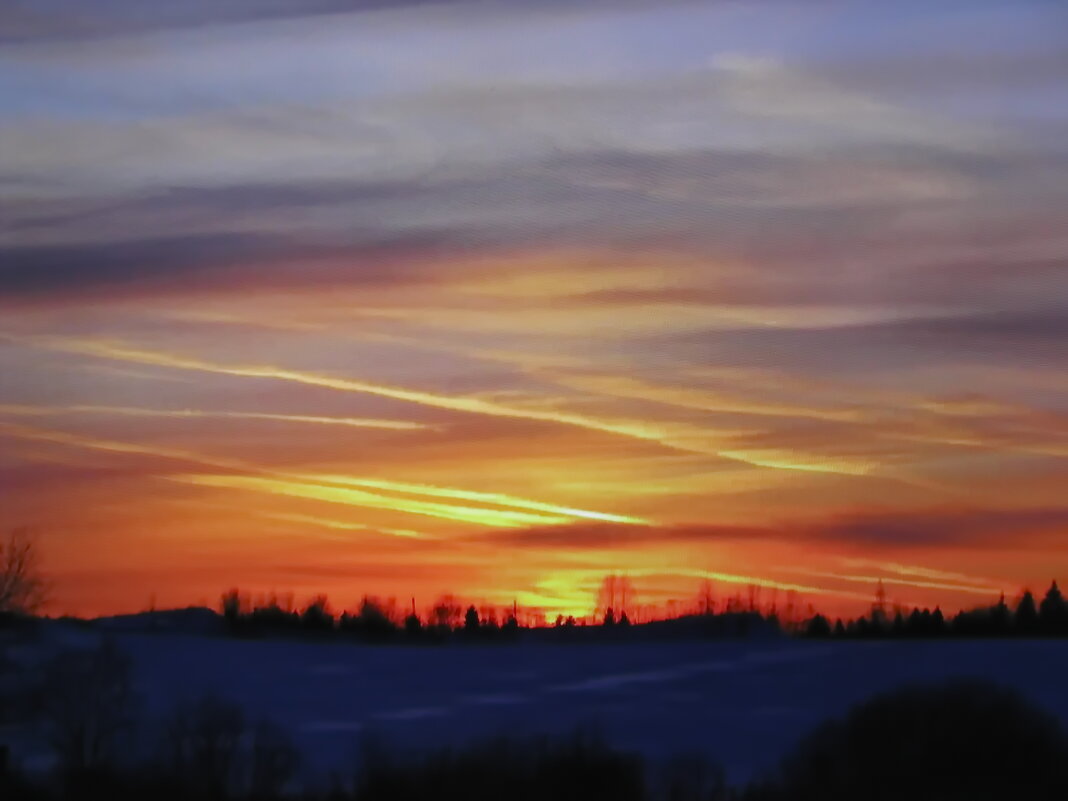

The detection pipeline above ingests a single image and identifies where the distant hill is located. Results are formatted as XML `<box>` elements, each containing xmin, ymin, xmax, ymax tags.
<box><xmin>92</xmin><ymin>606</ymin><xmax>223</xmax><ymax>635</ymax></box>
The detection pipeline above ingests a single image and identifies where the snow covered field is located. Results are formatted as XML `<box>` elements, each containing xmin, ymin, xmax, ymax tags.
<box><xmin>96</xmin><ymin>633</ymin><xmax>1068</xmax><ymax>784</ymax></box>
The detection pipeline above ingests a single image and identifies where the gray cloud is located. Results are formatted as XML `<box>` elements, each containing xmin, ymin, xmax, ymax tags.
<box><xmin>0</xmin><ymin>1</ymin><xmax>465</xmax><ymax>44</ymax></box>
<box><xmin>634</xmin><ymin>304</ymin><xmax>1068</xmax><ymax>376</ymax></box>
<box><xmin>474</xmin><ymin>521</ymin><xmax>771</xmax><ymax>549</ymax></box>
<box><xmin>0</xmin><ymin>228</ymin><xmax>478</xmax><ymax>304</ymax></box>
<box><xmin>4</xmin><ymin>135</ymin><xmax>1066</xmax><ymax>320</ymax></box>
<box><xmin>813</xmin><ymin>45</ymin><xmax>1068</xmax><ymax>97</ymax></box>
<box><xmin>478</xmin><ymin>506</ymin><xmax>1068</xmax><ymax>551</ymax></box>
<box><xmin>0</xmin><ymin>0</ymin><xmax>688</xmax><ymax>44</ymax></box>
<box><xmin>815</xmin><ymin>507</ymin><xmax>1068</xmax><ymax>548</ymax></box>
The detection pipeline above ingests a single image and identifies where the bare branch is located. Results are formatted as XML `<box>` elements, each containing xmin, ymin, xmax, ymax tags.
<box><xmin>0</xmin><ymin>527</ymin><xmax>48</xmax><ymax>616</ymax></box>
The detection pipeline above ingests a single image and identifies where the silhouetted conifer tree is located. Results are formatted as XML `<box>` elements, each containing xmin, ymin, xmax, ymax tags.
<box><xmin>404</xmin><ymin>613</ymin><xmax>422</xmax><ymax>638</ymax></box>
<box><xmin>358</xmin><ymin>597</ymin><xmax>398</xmax><ymax>642</ymax></box>
<box><xmin>892</xmin><ymin>611</ymin><xmax>906</xmax><ymax>637</ymax></box>
<box><xmin>1016</xmin><ymin>590</ymin><xmax>1039</xmax><ymax>635</ymax></box>
<box><xmin>907</xmin><ymin>608</ymin><xmax>923</xmax><ymax>637</ymax></box>
<box><xmin>1040</xmin><ymin>581</ymin><xmax>1067</xmax><ymax>635</ymax></box>
<box><xmin>464</xmin><ymin>605</ymin><xmax>480</xmax><ymax>633</ymax></box>
<box><xmin>806</xmin><ymin>614</ymin><xmax>831</xmax><ymax>638</ymax></box>
<box><xmin>932</xmin><ymin>607</ymin><xmax>945</xmax><ymax>634</ymax></box>
<box><xmin>991</xmin><ymin>593</ymin><xmax>1011</xmax><ymax>635</ymax></box>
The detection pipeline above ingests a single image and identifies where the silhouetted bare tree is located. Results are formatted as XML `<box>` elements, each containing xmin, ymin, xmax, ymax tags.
<box><xmin>697</xmin><ymin>580</ymin><xmax>716</xmax><ymax>616</ymax></box>
<box><xmin>165</xmin><ymin>694</ymin><xmax>245</xmax><ymax>800</ymax></box>
<box><xmin>250</xmin><ymin>718</ymin><xmax>299</xmax><ymax>799</ymax></box>
<box><xmin>598</xmin><ymin>574</ymin><xmax>636</xmax><ymax>621</ymax></box>
<box><xmin>39</xmin><ymin>639</ymin><xmax>138</xmax><ymax>776</ymax></box>
<box><xmin>220</xmin><ymin>588</ymin><xmax>243</xmax><ymax>631</ymax></box>
<box><xmin>0</xmin><ymin>528</ymin><xmax>47</xmax><ymax>617</ymax></box>
<box><xmin>431</xmin><ymin>595</ymin><xmax>462</xmax><ymax>631</ymax></box>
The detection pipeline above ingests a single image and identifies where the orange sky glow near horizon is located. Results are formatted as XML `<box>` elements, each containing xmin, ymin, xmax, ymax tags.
<box><xmin>2</xmin><ymin>1</ymin><xmax>1067</xmax><ymax>621</ymax></box>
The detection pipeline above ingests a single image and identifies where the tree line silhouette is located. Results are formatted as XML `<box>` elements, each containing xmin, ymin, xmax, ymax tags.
<box><xmin>219</xmin><ymin>590</ymin><xmax>524</xmax><ymax>643</ymax></box>
<box><xmin>215</xmin><ymin>583</ymin><xmax>790</xmax><ymax>644</ymax></box>
<box><xmin>802</xmin><ymin>580</ymin><xmax>1068</xmax><ymax>639</ymax></box>
<box><xmin>217</xmin><ymin>579</ymin><xmax>1068</xmax><ymax>646</ymax></box>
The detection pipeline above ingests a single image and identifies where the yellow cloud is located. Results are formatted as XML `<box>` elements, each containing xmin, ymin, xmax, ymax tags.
<box><xmin>306</xmin><ymin>475</ymin><xmax>649</xmax><ymax>525</ymax></box>
<box><xmin>171</xmin><ymin>474</ymin><xmax>573</xmax><ymax>528</ymax></box>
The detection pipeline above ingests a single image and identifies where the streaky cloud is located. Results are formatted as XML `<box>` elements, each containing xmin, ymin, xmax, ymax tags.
<box><xmin>257</xmin><ymin>511</ymin><xmax>425</xmax><ymax>540</ymax></box>
<box><xmin>173</xmin><ymin>474</ymin><xmax>571</xmax><ymax>528</ymax></box>
<box><xmin>778</xmin><ymin>566</ymin><xmax>1002</xmax><ymax>597</ymax></box>
<box><xmin>0</xmin><ymin>421</ymin><xmax>640</xmax><ymax>531</ymax></box>
<box><xmin>0</xmin><ymin>403</ymin><xmax>432</xmax><ymax>431</ymax></box>
<box><xmin>306</xmin><ymin>475</ymin><xmax>648</xmax><ymax>525</ymax></box>
<box><xmin>3</xmin><ymin>332</ymin><xmax>892</xmax><ymax>476</ymax></box>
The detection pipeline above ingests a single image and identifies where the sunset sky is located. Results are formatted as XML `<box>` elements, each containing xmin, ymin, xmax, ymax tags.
<box><xmin>2</xmin><ymin>0</ymin><xmax>1067</xmax><ymax>619</ymax></box>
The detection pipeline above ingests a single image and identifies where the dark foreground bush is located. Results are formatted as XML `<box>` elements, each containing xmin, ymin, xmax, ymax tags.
<box><xmin>355</xmin><ymin>730</ymin><xmax>645</xmax><ymax>801</ymax></box>
<box><xmin>751</xmin><ymin>678</ymin><xmax>1068</xmax><ymax>801</ymax></box>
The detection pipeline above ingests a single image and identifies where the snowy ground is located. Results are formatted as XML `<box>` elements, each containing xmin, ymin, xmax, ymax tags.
<box><xmin>108</xmin><ymin>634</ymin><xmax>1068</xmax><ymax>784</ymax></box>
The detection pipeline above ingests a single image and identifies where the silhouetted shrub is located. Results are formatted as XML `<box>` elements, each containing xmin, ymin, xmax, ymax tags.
<box><xmin>761</xmin><ymin>678</ymin><xmax>1068</xmax><ymax>801</ymax></box>
<box><xmin>302</xmin><ymin>596</ymin><xmax>335</xmax><ymax>633</ymax></box>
